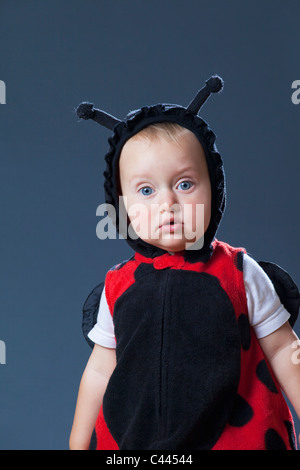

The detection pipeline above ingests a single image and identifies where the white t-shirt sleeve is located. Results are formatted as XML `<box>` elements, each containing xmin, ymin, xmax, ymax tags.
<box><xmin>87</xmin><ymin>286</ymin><xmax>116</xmax><ymax>348</ymax></box>
<box><xmin>243</xmin><ymin>254</ymin><xmax>290</xmax><ymax>338</ymax></box>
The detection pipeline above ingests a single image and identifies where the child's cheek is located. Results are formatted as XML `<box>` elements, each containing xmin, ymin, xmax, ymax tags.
<box><xmin>182</xmin><ymin>203</ymin><xmax>205</xmax><ymax>238</ymax></box>
<box><xmin>127</xmin><ymin>203</ymin><xmax>153</xmax><ymax>241</ymax></box>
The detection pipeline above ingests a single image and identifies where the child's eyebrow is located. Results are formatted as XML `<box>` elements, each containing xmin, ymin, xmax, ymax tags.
<box><xmin>129</xmin><ymin>174</ymin><xmax>152</xmax><ymax>183</ymax></box>
<box><xmin>129</xmin><ymin>167</ymin><xmax>200</xmax><ymax>183</ymax></box>
<box><xmin>171</xmin><ymin>166</ymin><xmax>202</xmax><ymax>178</ymax></box>
<box><xmin>175</xmin><ymin>166</ymin><xmax>199</xmax><ymax>174</ymax></box>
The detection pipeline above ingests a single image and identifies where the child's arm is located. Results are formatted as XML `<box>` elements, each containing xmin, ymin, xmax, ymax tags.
<box><xmin>259</xmin><ymin>321</ymin><xmax>300</xmax><ymax>444</ymax></box>
<box><xmin>69</xmin><ymin>344</ymin><xmax>116</xmax><ymax>450</ymax></box>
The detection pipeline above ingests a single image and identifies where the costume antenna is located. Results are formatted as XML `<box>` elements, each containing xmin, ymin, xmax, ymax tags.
<box><xmin>187</xmin><ymin>75</ymin><xmax>224</xmax><ymax>115</ymax></box>
<box><xmin>76</xmin><ymin>102</ymin><xmax>121</xmax><ymax>130</ymax></box>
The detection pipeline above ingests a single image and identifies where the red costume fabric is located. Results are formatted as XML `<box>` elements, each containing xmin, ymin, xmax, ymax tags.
<box><xmin>94</xmin><ymin>240</ymin><xmax>296</xmax><ymax>450</ymax></box>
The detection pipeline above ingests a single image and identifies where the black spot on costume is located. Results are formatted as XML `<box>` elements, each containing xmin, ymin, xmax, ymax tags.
<box><xmin>78</xmin><ymin>76</ymin><xmax>300</xmax><ymax>450</ymax></box>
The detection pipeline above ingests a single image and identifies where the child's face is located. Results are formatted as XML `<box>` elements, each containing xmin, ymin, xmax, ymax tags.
<box><xmin>119</xmin><ymin>130</ymin><xmax>211</xmax><ymax>252</ymax></box>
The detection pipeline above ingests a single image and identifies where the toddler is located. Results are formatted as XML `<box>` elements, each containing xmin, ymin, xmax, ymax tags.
<box><xmin>70</xmin><ymin>76</ymin><xmax>300</xmax><ymax>450</ymax></box>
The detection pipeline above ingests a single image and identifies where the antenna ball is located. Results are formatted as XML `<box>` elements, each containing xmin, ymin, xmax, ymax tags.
<box><xmin>76</xmin><ymin>102</ymin><xmax>95</xmax><ymax>120</ymax></box>
<box><xmin>206</xmin><ymin>75</ymin><xmax>224</xmax><ymax>93</ymax></box>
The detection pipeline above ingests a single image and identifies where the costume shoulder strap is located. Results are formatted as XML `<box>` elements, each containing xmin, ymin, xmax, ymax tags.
<box><xmin>104</xmin><ymin>256</ymin><xmax>138</xmax><ymax>317</ymax></box>
<box><xmin>81</xmin><ymin>257</ymin><xmax>135</xmax><ymax>347</ymax></box>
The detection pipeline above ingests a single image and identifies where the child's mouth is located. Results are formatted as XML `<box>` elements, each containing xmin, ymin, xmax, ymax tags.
<box><xmin>159</xmin><ymin>220</ymin><xmax>183</xmax><ymax>233</ymax></box>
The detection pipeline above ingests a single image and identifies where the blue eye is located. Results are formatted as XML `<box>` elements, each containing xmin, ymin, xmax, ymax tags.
<box><xmin>178</xmin><ymin>181</ymin><xmax>192</xmax><ymax>191</ymax></box>
<box><xmin>140</xmin><ymin>187</ymin><xmax>153</xmax><ymax>196</ymax></box>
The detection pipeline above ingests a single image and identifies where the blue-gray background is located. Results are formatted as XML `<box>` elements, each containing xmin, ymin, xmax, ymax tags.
<box><xmin>0</xmin><ymin>0</ymin><xmax>299</xmax><ymax>450</ymax></box>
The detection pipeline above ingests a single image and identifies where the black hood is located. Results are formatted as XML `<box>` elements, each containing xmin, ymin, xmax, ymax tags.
<box><xmin>76</xmin><ymin>75</ymin><xmax>226</xmax><ymax>263</ymax></box>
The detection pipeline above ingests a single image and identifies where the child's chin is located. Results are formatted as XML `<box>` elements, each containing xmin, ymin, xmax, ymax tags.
<box><xmin>150</xmin><ymin>238</ymin><xmax>194</xmax><ymax>253</ymax></box>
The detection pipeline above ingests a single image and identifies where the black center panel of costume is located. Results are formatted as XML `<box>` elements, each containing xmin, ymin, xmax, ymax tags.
<box><xmin>102</xmin><ymin>267</ymin><xmax>241</xmax><ymax>450</ymax></box>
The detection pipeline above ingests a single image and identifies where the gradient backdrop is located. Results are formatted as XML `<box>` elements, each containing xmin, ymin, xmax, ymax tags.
<box><xmin>0</xmin><ymin>0</ymin><xmax>299</xmax><ymax>450</ymax></box>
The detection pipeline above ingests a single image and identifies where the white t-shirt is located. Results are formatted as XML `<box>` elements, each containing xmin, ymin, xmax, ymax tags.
<box><xmin>88</xmin><ymin>254</ymin><xmax>290</xmax><ymax>349</ymax></box>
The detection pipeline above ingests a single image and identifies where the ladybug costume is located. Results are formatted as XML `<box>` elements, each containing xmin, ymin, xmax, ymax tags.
<box><xmin>76</xmin><ymin>76</ymin><xmax>300</xmax><ymax>450</ymax></box>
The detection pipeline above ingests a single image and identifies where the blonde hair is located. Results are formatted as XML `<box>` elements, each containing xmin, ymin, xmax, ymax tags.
<box><xmin>129</xmin><ymin>121</ymin><xmax>194</xmax><ymax>146</ymax></box>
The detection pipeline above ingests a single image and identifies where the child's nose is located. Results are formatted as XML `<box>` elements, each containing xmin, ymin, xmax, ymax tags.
<box><xmin>158</xmin><ymin>188</ymin><xmax>179</xmax><ymax>211</ymax></box>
